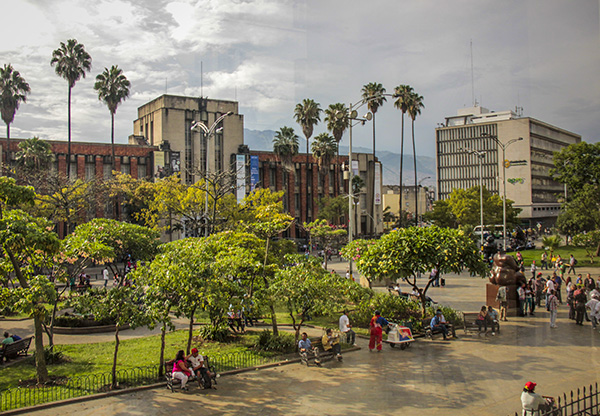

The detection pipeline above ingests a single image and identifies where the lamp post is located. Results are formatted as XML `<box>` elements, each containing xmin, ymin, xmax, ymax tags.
<box><xmin>461</xmin><ymin>148</ymin><xmax>486</xmax><ymax>248</ymax></box>
<box><xmin>191</xmin><ymin>111</ymin><xmax>234</xmax><ymax>236</ymax></box>
<box><xmin>482</xmin><ymin>133</ymin><xmax>523</xmax><ymax>250</ymax></box>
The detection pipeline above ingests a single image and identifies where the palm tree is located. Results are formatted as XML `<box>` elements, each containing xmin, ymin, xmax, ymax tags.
<box><xmin>294</xmin><ymin>99</ymin><xmax>321</xmax><ymax>223</ymax></box>
<box><xmin>361</xmin><ymin>82</ymin><xmax>386</xmax><ymax>234</ymax></box>
<box><xmin>393</xmin><ymin>84</ymin><xmax>414</xmax><ymax>220</ymax></box>
<box><xmin>407</xmin><ymin>91</ymin><xmax>424</xmax><ymax>226</ymax></box>
<box><xmin>324</xmin><ymin>103</ymin><xmax>349</xmax><ymax>196</ymax></box>
<box><xmin>0</xmin><ymin>64</ymin><xmax>31</xmax><ymax>168</ymax></box>
<box><xmin>94</xmin><ymin>65</ymin><xmax>131</xmax><ymax>172</ymax></box>
<box><xmin>311</xmin><ymin>132</ymin><xmax>336</xmax><ymax>173</ymax></box>
<box><xmin>51</xmin><ymin>39</ymin><xmax>92</xmax><ymax>179</ymax></box>
<box><xmin>272</xmin><ymin>126</ymin><xmax>299</xmax><ymax>170</ymax></box>
<box><xmin>361</xmin><ymin>82</ymin><xmax>386</xmax><ymax>158</ymax></box>
<box><xmin>15</xmin><ymin>137</ymin><xmax>52</xmax><ymax>171</ymax></box>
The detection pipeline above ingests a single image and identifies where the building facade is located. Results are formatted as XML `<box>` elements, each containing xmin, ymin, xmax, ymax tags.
<box><xmin>131</xmin><ymin>94</ymin><xmax>244</xmax><ymax>185</ymax></box>
<box><xmin>382</xmin><ymin>184</ymin><xmax>433</xmax><ymax>224</ymax></box>
<box><xmin>436</xmin><ymin>106</ymin><xmax>580</xmax><ymax>227</ymax></box>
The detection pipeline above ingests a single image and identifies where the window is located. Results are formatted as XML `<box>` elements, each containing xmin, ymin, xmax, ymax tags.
<box><xmin>270</xmin><ymin>168</ymin><xmax>277</xmax><ymax>188</ymax></box>
<box><xmin>121</xmin><ymin>163</ymin><xmax>130</xmax><ymax>175</ymax></box>
<box><xmin>295</xmin><ymin>168</ymin><xmax>301</xmax><ymax>186</ymax></box>
<box><xmin>85</xmin><ymin>161</ymin><xmax>95</xmax><ymax>181</ymax></box>
<box><xmin>103</xmin><ymin>163</ymin><xmax>112</xmax><ymax>179</ymax></box>
<box><xmin>138</xmin><ymin>164</ymin><xmax>146</xmax><ymax>179</ymax></box>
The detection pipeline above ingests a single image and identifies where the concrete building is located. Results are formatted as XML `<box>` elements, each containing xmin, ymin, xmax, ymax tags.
<box><xmin>382</xmin><ymin>184</ymin><xmax>433</xmax><ymax>225</ymax></box>
<box><xmin>247</xmin><ymin>150</ymin><xmax>384</xmax><ymax>239</ymax></box>
<box><xmin>131</xmin><ymin>94</ymin><xmax>244</xmax><ymax>185</ymax></box>
<box><xmin>435</xmin><ymin>106</ymin><xmax>580</xmax><ymax>227</ymax></box>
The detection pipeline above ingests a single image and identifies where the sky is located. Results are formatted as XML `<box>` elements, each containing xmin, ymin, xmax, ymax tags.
<box><xmin>1</xmin><ymin>0</ymin><xmax>599</xmax><ymax>158</ymax></box>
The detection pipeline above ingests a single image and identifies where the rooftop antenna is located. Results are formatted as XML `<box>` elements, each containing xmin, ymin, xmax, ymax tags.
<box><xmin>515</xmin><ymin>93</ymin><xmax>523</xmax><ymax>117</ymax></box>
<box><xmin>201</xmin><ymin>61</ymin><xmax>203</xmax><ymax>97</ymax></box>
<box><xmin>470</xmin><ymin>39</ymin><xmax>476</xmax><ymax>107</ymax></box>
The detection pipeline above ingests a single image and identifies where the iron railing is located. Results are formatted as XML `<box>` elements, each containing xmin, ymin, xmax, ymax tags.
<box><xmin>513</xmin><ymin>383</ymin><xmax>599</xmax><ymax>416</ymax></box>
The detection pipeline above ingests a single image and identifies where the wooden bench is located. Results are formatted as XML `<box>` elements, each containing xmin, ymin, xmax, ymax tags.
<box><xmin>300</xmin><ymin>334</ymin><xmax>342</xmax><ymax>366</ymax></box>
<box><xmin>0</xmin><ymin>337</ymin><xmax>33</xmax><ymax>363</ymax></box>
<box><xmin>422</xmin><ymin>318</ymin><xmax>456</xmax><ymax>340</ymax></box>
<box><xmin>463</xmin><ymin>312</ymin><xmax>500</xmax><ymax>335</ymax></box>
<box><xmin>165</xmin><ymin>356</ymin><xmax>218</xmax><ymax>392</ymax></box>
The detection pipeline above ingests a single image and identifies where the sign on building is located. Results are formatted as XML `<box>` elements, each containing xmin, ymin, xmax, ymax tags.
<box><xmin>250</xmin><ymin>155</ymin><xmax>259</xmax><ymax>191</ymax></box>
<box><xmin>374</xmin><ymin>162</ymin><xmax>382</xmax><ymax>205</ymax></box>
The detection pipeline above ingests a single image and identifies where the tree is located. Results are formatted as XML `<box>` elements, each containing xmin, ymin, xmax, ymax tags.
<box><xmin>272</xmin><ymin>126</ymin><xmax>299</xmax><ymax>170</ymax></box>
<box><xmin>15</xmin><ymin>137</ymin><xmax>52</xmax><ymax>171</ymax></box>
<box><xmin>238</xmin><ymin>188</ymin><xmax>293</xmax><ymax>335</ymax></box>
<box><xmin>572</xmin><ymin>231</ymin><xmax>600</xmax><ymax>262</ymax></box>
<box><xmin>302</xmin><ymin>219</ymin><xmax>347</xmax><ymax>269</ymax></box>
<box><xmin>74</xmin><ymin>287</ymin><xmax>150</xmax><ymax>389</ymax></box>
<box><xmin>94</xmin><ymin>65</ymin><xmax>130</xmax><ymax>173</ymax></box>
<box><xmin>317</xmin><ymin>195</ymin><xmax>347</xmax><ymax>225</ymax></box>
<box><xmin>51</xmin><ymin>39</ymin><xmax>92</xmax><ymax>178</ymax></box>
<box><xmin>0</xmin><ymin>64</ymin><xmax>31</xmax><ymax>169</ymax></box>
<box><xmin>64</xmin><ymin>218</ymin><xmax>160</xmax><ymax>285</ymax></box>
<box><xmin>269</xmin><ymin>255</ymin><xmax>355</xmax><ymax>343</ymax></box>
<box><xmin>324</xmin><ymin>103</ymin><xmax>349</xmax><ymax>196</ymax></box>
<box><xmin>393</xmin><ymin>84</ymin><xmax>414</xmax><ymax>218</ymax></box>
<box><xmin>341</xmin><ymin>225</ymin><xmax>487</xmax><ymax>314</ymax></box>
<box><xmin>361</xmin><ymin>82</ymin><xmax>387</xmax><ymax>158</ymax></box>
<box><xmin>423</xmin><ymin>199</ymin><xmax>457</xmax><ymax>228</ymax></box>
<box><xmin>407</xmin><ymin>91</ymin><xmax>424</xmax><ymax>226</ymax></box>
<box><xmin>311</xmin><ymin>132</ymin><xmax>336</xmax><ymax>173</ymax></box>
<box><xmin>0</xmin><ymin>177</ymin><xmax>59</xmax><ymax>383</ymax></box>
<box><xmin>294</xmin><ymin>99</ymin><xmax>321</xmax><ymax>223</ymax></box>
<box><xmin>541</xmin><ymin>235</ymin><xmax>562</xmax><ymax>258</ymax></box>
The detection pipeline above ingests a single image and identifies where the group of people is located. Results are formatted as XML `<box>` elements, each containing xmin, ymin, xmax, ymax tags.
<box><xmin>476</xmin><ymin>306</ymin><xmax>500</xmax><ymax>335</ymax></box>
<box><xmin>171</xmin><ymin>348</ymin><xmax>216</xmax><ymax>391</ymax></box>
<box><xmin>1</xmin><ymin>332</ymin><xmax>22</xmax><ymax>362</ymax></box>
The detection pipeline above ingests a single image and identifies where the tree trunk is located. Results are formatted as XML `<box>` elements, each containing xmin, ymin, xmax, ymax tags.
<box><xmin>399</xmin><ymin>113</ymin><xmax>405</xmax><ymax>219</ymax></box>
<box><xmin>186</xmin><ymin>306</ymin><xmax>196</xmax><ymax>355</ymax></box>
<box><xmin>159</xmin><ymin>322</ymin><xmax>166</xmax><ymax>377</ymax></box>
<box><xmin>67</xmin><ymin>85</ymin><xmax>72</xmax><ymax>179</ymax></box>
<box><xmin>596</xmin><ymin>241</ymin><xmax>600</xmax><ymax>257</ymax></box>
<box><xmin>262</xmin><ymin>237</ymin><xmax>278</xmax><ymax>336</ymax></box>
<box><xmin>371</xmin><ymin>113</ymin><xmax>376</xmax><ymax>235</ymax></box>
<box><xmin>111</xmin><ymin>112</ymin><xmax>119</xmax><ymax>220</ymax></box>
<box><xmin>306</xmin><ymin>135</ymin><xmax>310</xmax><ymax>227</ymax></box>
<box><xmin>112</xmin><ymin>324</ymin><xmax>120</xmax><ymax>389</ymax></box>
<box><xmin>269</xmin><ymin>303</ymin><xmax>279</xmax><ymax>336</ymax></box>
<box><xmin>33</xmin><ymin>312</ymin><xmax>49</xmax><ymax>384</ymax></box>
<box><xmin>5</xmin><ymin>122</ymin><xmax>10</xmax><ymax>173</ymax></box>
<box><xmin>412</xmin><ymin>118</ymin><xmax>418</xmax><ymax>227</ymax></box>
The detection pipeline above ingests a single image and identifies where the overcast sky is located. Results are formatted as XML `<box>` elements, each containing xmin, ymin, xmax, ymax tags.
<box><xmin>1</xmin><ymin>0</ymin><xmax>598</xmax><ymax>157</ymax></box>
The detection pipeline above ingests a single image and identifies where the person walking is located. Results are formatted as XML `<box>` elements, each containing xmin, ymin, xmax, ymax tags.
<box><xmin>339</xmin><ymin>310</ymin><xmax>356</xmax><ymax>346</ymax></box>
<box><xmin>368</xmin><ymin>311</ymin><xmax>388</xmax><ymax>352</ymax></box>
<box><xmin>573</xmin><ymin>286</ymin><xmax>587</xmax><ymax>326</ymax></box>
<box><xmin>530</xmin><ymin>261</ymin><xmax>537</xmax><ymax>280</ymax></box>
<box><xmin>540</xmin><ymin>251</ymin><xmax>548</xmax><ymax>270</ymax></box>
<box><xmin>102</xmin><ymin>266</ymin><xmax>110</xmax><ymax>288</ymax></box>
<box><xmin>548</xmin><ymin>290</ymin><xmax>559</xmax><ymax>328</ymax></box>
<box><xmin>568</xmin><ymin>254</ymin><xmax>577</xmax><ymax>275</ymax></box>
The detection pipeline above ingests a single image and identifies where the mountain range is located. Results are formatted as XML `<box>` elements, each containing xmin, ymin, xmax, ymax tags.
<box><xmin>244</xmin><ymin>128</ymin><xmax>436</xmax><ymax>187</ymax></box>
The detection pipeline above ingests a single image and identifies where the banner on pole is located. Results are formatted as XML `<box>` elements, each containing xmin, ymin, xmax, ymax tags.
<box><xmin>374</xmin><ymin>162</ymin><xmax>382</xmax><ymax>205</ymax></box>
<box><xmin>236</xmin><ymin>154</ymin><xmax>246</xmax><ymax>203</ymax></box>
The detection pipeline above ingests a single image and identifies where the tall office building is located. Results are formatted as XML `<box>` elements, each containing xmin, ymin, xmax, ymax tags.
<box><xmin>435</xmin><ymin>106</ymin><xmax>580</xmax><ymax>227</ymax></box>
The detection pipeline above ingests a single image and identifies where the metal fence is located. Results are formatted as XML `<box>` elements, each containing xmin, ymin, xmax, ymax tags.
<box><xmin>0</xmin><ymin>349</ymin><xmax>291</xmax><ymax>412</ymax></box>
<box><xmin>514</xmin><ymin>383</ymin><xmax>599</xmax><ymax>416</ymax></box>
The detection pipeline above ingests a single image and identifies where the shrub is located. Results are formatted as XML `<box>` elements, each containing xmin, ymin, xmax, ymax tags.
<box><xmin>53</xmin><ymin>315</ymin><xmax>115</xmax><ymax>327</ymax></box>
<box><xmin>351</xmin><ymin>293</ymin><xmax>422</xmax><ymax>329</ymax></box>
<box><xmin>197</xmin><ymin>324</ymin><xmax>231</xmax><ymax>342</ymax></box>
<box><xmin>253</xmin><ymin>330</ymin><xmax>295</xmax><ymax>353</ymax></box>
<box><xmin>32</xmin><ymin>347</ymin><xmax>67</xmax><ymax>365</ymax></box>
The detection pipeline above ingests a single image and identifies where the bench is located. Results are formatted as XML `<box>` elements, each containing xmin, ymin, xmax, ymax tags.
<box><xmin>0</xmin><ymin>337</ymin><xmax>33</xmax><ymax>363</ymax></box>
<box><xmin>165</xmin><ymin>356</ymin><xmax>218</xmax><ymax>392</ymax></box>
<box><xmin>300</xmin><ymin>334</ymin><xmax>342</xmax><ymax>366</ymax></box>
<box><xmin>463</xmin><ymin>312</ymin><xmax>500</xmax><ymax>335</ymax></box>
<box><xmin>422</xmin><ymin>318</ymin><xmax>456</xmax><ymax>340</ymax></box>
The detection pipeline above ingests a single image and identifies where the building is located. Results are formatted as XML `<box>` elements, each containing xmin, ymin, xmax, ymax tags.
<box><xmin>247</xmin><ymin>151</ymin><xmax>383</xmax><ymax>239</ymax></box>
<box><xmin>382</xmin><ymin>184</ymin><xmax>433</xmax><ymax>225</ymax></box>
<box><xmin>435</xmin><ymin>106</ymin><xmax>581</xmax><ymax>227</ymax></box>
<box><xmin>131</xmin><ymin>94</ymin><xmax>244</xmax><ymax>185</ymax></box>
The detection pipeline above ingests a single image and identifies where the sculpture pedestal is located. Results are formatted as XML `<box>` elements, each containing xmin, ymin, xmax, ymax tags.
<box><xmin>486</xmin><ymin>284</ymin><xmax>519</xmax><ymax>317</ymax></box>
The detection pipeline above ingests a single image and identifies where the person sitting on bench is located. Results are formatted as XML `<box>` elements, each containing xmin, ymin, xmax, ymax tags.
<box><xmin>172</xmin><ymin>350</ymin><xmax>192</xmax><ymax>391</ymax></box>
<box><xmin>430</xmin><ymin>310</ymin><xmax>452</xmax><ymax>340</ymax></box>
<box><xmin>298</xmin><ymin>332</ymin><xmax>320</xmax><ymax>365</ymax></box>
<box><xmin>1</xmin><ymin>332</ymin><xmax>14</xmax><ymax>347</ymax></box>
<box><xmin>187</xmin><ymin>348</ymin><xmax>215</xmax><ymax>390</ymax></box>
<box><xmin>321</xmin><ymin>328</ymin><xmax>342</xmax><ymax>361</ymax></box>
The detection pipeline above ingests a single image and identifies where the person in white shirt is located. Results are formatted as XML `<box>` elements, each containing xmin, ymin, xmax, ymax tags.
<box><xmin>339</xmin><ymin>310</ymin><xmax>356</xmax><ymax>346</ymax></box>
<box><xmin>187</xmin><ymin>348</ymin><xmax>215</xmax><ymax>389</ymax></box>
<box><xmin>586</xmin><ymin>297</ymin><xmax>600</xmax><ymax>329</ymax></box>
<box><xmin>545</xmin><ymin>278</ymin><xmax>555</xmax><ymax>310</ymax></box>
<box><xmin>102</xmin><ymin>267</ymin><xmax>110</xmax><ymax>288</ymax></box>
<box><xmin>521</xmin><ymin>381</ymin><xmax>551</xmax><ymax>415</ymax></box>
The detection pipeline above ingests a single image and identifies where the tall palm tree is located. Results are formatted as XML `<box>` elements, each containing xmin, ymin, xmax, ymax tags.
<box><xmin>94</xmin><ymin>65</ymin><xmax>131</xmax><ymax>172</ymax></box>
<box><xmin>408</xmin><ymin>91</ymin><xmax>424</xmax><ymax>226</ymax></box>
<box><xmin>51</xmin><ymin>39</ymin><xmax>92</xmax><ymax>179</ymax></box>
<box><xmin>0</xmin><ymin>64</ymin><xmax>31</xmax><ymax>168</ymax></box>
<box><xmin>15</xmin><ymin>137</ymin><xmax>52</xmax><ymax>171</ymax></box>
<box><xmin>272</xmin><ymin>126</ymin><xmax>299</xmax><ymax>170</ymax></box>
<box><xmin>393</xmin><ymin>84</ymin><xmax>414</xmax><ymax>220</ymax></box>
<box><xmin>324</xmin><ymin>103</ymin><xmax>349</xmax><ymax>196</ymax></box>
<box><xmin>361</xmin><ymin>82</ymin><xmax>386</xmax><ymax>235</ymax></box>
<box><xmin>294</xmin><ymin>99</ymin><xmax>321</xmax><ymax>223</ymax></box>
<box><xmin>311</xmin><ymin>132</ymin><xmax>336</xmax><ymax>172</ymax></box>
<box><xmin>361</xmin><ymin>82</ymin><xmax>386</xmax><ymax>158</ymax></box>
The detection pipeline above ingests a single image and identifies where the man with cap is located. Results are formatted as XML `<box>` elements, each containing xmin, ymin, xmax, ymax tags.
<box><xmin>369</xmin><ymin>311</ymin><xmax>388</xmax><ymax>351</ymax></box>
<box><xmin>521</xmin><ymin>381</ymin><xmax>552</xmax><ymax>415</ymax></box>
<box><xmin>187</xmin><ymin>348</ymin><xmax>215</xmax><ymax>389</ymax></box>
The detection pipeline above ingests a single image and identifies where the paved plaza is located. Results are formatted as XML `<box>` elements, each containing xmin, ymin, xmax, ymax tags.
<box><xmin>7</xmin><ymin>263</ymin><xmax>597</xmax><ymax>416</ymax></box>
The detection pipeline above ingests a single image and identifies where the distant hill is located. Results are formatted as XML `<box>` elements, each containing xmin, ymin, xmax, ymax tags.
<box><xmin>244</xmin><ymin>128</ymin><xmax>436</xmax><ymax>187</ymax></box>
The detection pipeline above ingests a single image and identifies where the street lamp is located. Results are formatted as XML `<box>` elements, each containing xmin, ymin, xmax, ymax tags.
<box><xmin>482</xmin><ymin>132</ymin><xmax>523</xmax><ymax>250</ymax></box>
<box><xmin>460</xmin><ymin>147</ymin><xmax>486</xmax><ymax>249</ymax></box>
<box><xmin>191</xmin><ymin>111</ymin><xmax>234</xmax><ymax>236</ymax></box>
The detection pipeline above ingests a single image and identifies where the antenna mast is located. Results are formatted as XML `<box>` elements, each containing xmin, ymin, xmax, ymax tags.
<box><xmin>201</xmin><ymin>61</ymin><xmax>203</xmax><ymax>97</ymax></box>
<box><xmin>470</xmin><ymin>40</ymin><xmax>475</xmax><ymax>107</ymax></box>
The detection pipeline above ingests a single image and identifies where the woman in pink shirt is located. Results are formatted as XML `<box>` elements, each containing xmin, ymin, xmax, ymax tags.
<box><xmin>172</xmin><ymin>350</ymin><xmax>192</xmax><ymax>391</ymax></box>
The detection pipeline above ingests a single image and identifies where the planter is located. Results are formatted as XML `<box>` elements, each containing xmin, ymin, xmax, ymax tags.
<box><xmin>52</xmin><ymin>323</ymin><xmax>130</xmax><ymax>335</ymax></box>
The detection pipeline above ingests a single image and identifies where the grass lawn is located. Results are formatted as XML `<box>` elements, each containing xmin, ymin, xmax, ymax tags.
<box><xmin>0</xmin><ymin>329</ymin><xmax>264</xmax><ymax>391</ymax></box>
<box><xmin>514</xmin><ymin>246</ymin><xmax>599</xmax><ymax>268</ymax></box>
